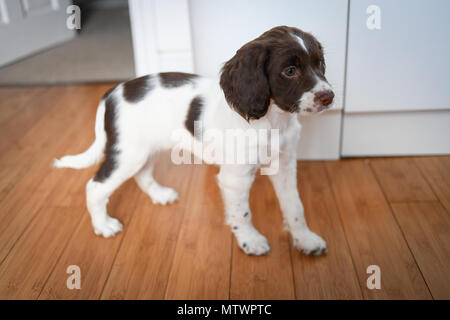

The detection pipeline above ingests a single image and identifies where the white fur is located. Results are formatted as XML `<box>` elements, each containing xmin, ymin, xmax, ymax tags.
<box><xmin>293</xmin><ymin>34</ymin><xmax>308</xmax><ymax>53</ymax></box>
<box><xmin>298</xmin><ymin>75</ymin><xmax>334</xmax><ymax>115</ymax></box>
<box><xmin>53</xmin><ymin>100</ymin><xmax>106</xmax><ymax>169</ymax></box>
<box><xmin>54</xmin><ymin>73</ymin><xmax>328</xmax><ymax>256</ymax></box>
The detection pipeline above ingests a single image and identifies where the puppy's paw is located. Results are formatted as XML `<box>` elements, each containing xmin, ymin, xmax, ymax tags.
<box><xmin>93</xmin><ymin>216</ymin><xmax>123</xmax><ymax>238</ymax></box>
<box><xmin>149</xmin><ymin>186</ymin><xmax>179</xmax><ymax>205</ymax></box>
<box><xmin>293</xmin><ymin>231</ymin><xmax>327</xmax><ymax>256</ymax></box>
<box><xmin>235</xmin><ymin>227</ymin><xmax>270</xmax><ymax>256</ymax></box>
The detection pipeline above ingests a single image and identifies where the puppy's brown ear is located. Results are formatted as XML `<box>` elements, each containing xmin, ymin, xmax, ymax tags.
<box><xmin>220</xmin><ymin>42</ymin><xmax>270</xmax><ymax>121</ymax></box>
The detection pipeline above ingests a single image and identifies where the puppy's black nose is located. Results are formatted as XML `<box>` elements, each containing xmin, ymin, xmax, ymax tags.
<box><xmin>314</xmin><ymin>90</ymin><xmax>334</xmax><ymax>106</ymax></box>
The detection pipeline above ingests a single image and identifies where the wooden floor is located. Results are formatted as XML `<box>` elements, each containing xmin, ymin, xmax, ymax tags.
<box><xmin>0</xmin><ymin>84</ymin><xmax>449</xmax><ymax>300</ymax></box>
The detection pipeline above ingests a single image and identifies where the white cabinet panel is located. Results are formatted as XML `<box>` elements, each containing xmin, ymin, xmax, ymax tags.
<box><xmin>346</xmin><ymin>0</ymin><xmax>450</xmax><ymax>112</ymax></box>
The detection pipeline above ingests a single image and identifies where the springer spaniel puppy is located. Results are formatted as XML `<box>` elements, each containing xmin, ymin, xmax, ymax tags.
<box><xmin>54</xmin><ymin>26</ymin><xmax>334</xmax><ymax>256</ymax></box>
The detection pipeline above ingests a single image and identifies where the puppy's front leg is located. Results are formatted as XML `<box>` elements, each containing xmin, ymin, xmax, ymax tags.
<box><xmin>217</xmin><ymin>164</ymin><xmax>270</xmax><ymax>256</ymax></box>
<box><xmin>269</xmin><ymin>154</ymin><xmax>327</xmax><ymax>256</ymax></box>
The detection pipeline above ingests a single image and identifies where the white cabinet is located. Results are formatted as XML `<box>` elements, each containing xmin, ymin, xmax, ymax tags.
<box><xmin>342</xmin><ymin>0</ymin><xmax>450</xmax><ymax>156</ymax></box>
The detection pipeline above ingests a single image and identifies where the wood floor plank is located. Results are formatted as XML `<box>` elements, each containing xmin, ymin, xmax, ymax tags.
<box><xmin>39</xmin><ymin>179</ymin><xmax>141</xmax><ymax>300</ymax></box>
<box><xmin>0</xmin><ymin>87</ymin><xmax>74</xmax><ymax>157</ymax></box>
<box><xmin>0</xmin><ymin>164</ymin><xmax>31</xmax><ymax>201</ymax></box>
<box><xmin>229</xmin><ymin>173</ymin><xmax>295</xmax><ymax>300</ymax></box>
<box><xmin>0</xmin><ymin>206</ymin><xmax>83</xmax><ymax>299</ymax></box>
<box><xmin>0</xmin><ymin>84</ymin><xmax>115</xmax><ymax>299</ymax></box>
<box><xmin>291</xmin><ymin>162</ymin><xmax>362</xmax><ymax>299</ymax></box>
<box><xmin>0</xmin><ymin>164</ymin><xmax>94</xmax><ymax>299</ymax></box>
<box><xmin>164</xmin><ymin>165</ymin><xmax>232</xmax><ymax>299</ymax></box>
<box><xmin>0</xmin><ymin>87</ymin><xmax>29</xmax><ymax>110</ymax></box>
<box><xmin>0</xmin><ymin>128</ymin><xmax>93</xmax><ymax>264</ymax></box>
<box><xmin>325</xmin><ymin>159</ymin><xmax>431</xmax><ymax>299</ymax></box>
<box><xmin>370</xmin><ymin>158</ymin><xmax>436</xmax><ymax>202</ymax></box>
<box><xmin>0</xmin><ymin>85</ymin><xmax>107</xmax><ymax>166</ymax></box>
<box><xmin>391</xmin><ymin>201</ymin><xmax>450</xmax><ymax>300</ymax></box>
<box><xmin>415</xmin><ymin>157</ymin><xmax>450</xmax><ymax>213</ymax></box>
<box><xmin>0</xmin><ymin>107</ymin><xmax>97</xmax><ymax>298</ymax></box>
<box><xmin>100</xmin><ymin>157</ymin><xmax>196</xmax><ymax>300</ymax></box>
<box><xmin>0</xmin><ymin>85</ymin><xmax>105</xmax><ymax>263</ymax></box>
<box><xmin>0</xmin><ymin>87</ymin><xmax>44</xmax><ymax>129</ymax></box>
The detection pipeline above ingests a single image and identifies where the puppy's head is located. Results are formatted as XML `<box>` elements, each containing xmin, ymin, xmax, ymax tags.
<box><xmin>220</xmin><ymin>26</ymin><xmax>334</xmax><ymax>120</ymax></box>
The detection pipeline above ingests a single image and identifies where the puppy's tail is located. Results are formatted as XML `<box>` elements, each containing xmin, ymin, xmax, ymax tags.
<box><xmin>53</xmin><ymin>100</ymin><xmax>107</xmax><ymax>169</ymax></box>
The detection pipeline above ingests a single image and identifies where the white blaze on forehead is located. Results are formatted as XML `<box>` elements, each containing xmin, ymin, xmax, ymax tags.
<box><xmin>312</xmin><ymin>75</ymin><xmax>332</xmax><ymax>93</ymax></box>
<box><xmin>292</xmin><ymin>33</ymin><xmax>308</xmax><ymax>54</ymax></box>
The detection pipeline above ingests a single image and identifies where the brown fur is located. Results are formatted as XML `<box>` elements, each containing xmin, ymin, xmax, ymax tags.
<box><xmin>123</xmin><ymin>75</ymin><xmax>154</xmax><ymax>103</ymax></box>
<box><xmin>185</xmin><ymin>95</ymin><xmax>204</xmax><ymax>138</ymax></box>
<box><xmin>220</xmin><ymin>26</ymin><xmax>328</xmax><ymax>120</ymax></box>
<box><xmin>94</xmin><ymin>93</ymin><xmax>119</xmax><ymax>182</ymax></box>
<box><xmin>159</xmin><ymin>72</ymin><xmax>198</xmax><ymax>88</ymax></box>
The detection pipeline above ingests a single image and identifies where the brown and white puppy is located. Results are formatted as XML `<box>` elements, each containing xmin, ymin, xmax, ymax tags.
<box><xmin>54</xmin><ymin>26</ymin><xmax>334</xmax><ymax>256</ymax></box>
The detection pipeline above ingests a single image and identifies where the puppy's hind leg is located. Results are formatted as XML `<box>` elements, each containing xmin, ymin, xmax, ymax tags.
<box><xmin>134</xmin><ymin>157</ymin><xmax>179</xmax><ymax>205</ymax></box>
<box><xmin>86</xmin><ymin>153</ymin><xmax>148</xmax><ymax>238</ymax></box>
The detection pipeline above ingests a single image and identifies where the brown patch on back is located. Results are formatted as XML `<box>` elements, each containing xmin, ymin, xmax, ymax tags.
<box><xmin>159</xmin><ymin>72</ymin><xmax>198</xmax><ymax>88</ymax></box>
<box><xmin>123</xmin><ymin>75</ymin><xmax>154</xmax><ymax>103</ymax></box>
<box><xmin>94</xmin><ymin>94</ymin><xmax>119</xmax><ymax>182</ymax></box>
<box><xmin>185</xmin><ymin>95</ymin><xmax>204</xmax><ymax>138</ymax></box>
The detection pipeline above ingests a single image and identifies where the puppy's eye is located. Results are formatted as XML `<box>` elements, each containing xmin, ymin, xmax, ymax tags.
<box><xmin>282</xmin><ymin>66</ymin><xmax>298</xmax><ymax>78</ymax></box>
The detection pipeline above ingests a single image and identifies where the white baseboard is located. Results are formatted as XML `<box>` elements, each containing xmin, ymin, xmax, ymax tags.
<box><xmin>342</xmin><ymin>110</ymin><xmax>450</xmax><ymax>156</ymax></box>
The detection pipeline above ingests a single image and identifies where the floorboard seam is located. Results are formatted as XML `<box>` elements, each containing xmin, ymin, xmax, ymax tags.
<box><xmin>36</xmin><ymin>205</ymin><xmax>87</xmax><ymax>300</ymax></box>
<box><xmin>413</xmin><ymin>157</ymin><xmax>450</xmax><ymax>217</ymax></box>
<box><xmin>98</xmin><ymin>192</ymin><xmax>144</xmax><ymax>299</ymax></box>
<box><xmin>162</xmin><ymin>167</ymin><xmax>197</xmax><ymax>300</ymax></box>
<box><xmin>368</xmin><ymin>162</ymin><xmax>434</xmax><ymax>299</ymax></box>
<box><xmin>322</xmin><ymin>161</ymin><xmax>365</xmax><ymax>299</ymax></box>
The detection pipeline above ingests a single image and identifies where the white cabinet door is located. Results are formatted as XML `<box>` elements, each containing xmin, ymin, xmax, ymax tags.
<box><xmin>342</xmin><ymin>0</ymin><xmax>450</xmax><ymax>156</ymax></box>
<box><xmin>345</xmin><ymin>0</ymin><xmax>450</xmax><ymax>112</ymax></box>
<box><xmin>0</xmin><ymin>0</ymin><xmax>75</xmax><ymax>67</ymax></box>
